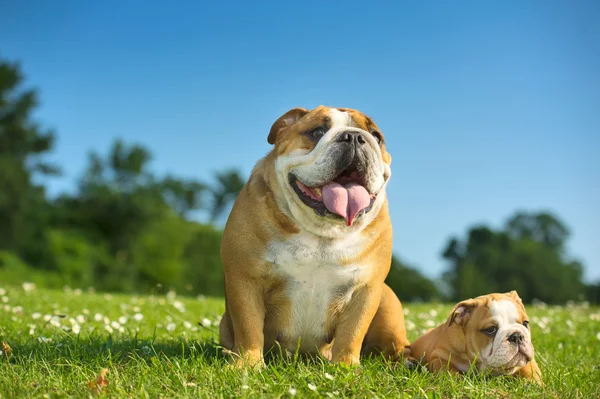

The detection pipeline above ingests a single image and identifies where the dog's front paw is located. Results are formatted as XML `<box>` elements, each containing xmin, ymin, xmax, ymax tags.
<box><xmin>224</xmin><ymin>349</ymin><xmax>265</xmax><ymax>371</ymax></box>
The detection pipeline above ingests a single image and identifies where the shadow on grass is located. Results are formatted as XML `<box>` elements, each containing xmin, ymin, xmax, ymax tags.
<box><xmin>4</xmin><ymin>333</ymin><xmax>228</xmax><ymax>366</ymax></box>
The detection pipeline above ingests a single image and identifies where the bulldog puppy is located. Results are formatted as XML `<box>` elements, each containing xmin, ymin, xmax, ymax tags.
<box><xmin>219</xmin><ymin>105</ymin><xmax>410</xmax><ymax>368</ymax></box>
<box><xmin>409</xmin><ymin>291</ymin><xmax>542</xmax><ymax>384</ymax></box>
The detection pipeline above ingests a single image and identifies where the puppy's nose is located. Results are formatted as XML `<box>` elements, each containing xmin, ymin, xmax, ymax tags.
<box><xmin>336</xmin><ymin>131</ymin><xmax>366</xmax><ymax>145</ymax></box>
<box><xmin>508</xmin><ymin>332</ymin><xmax>524</xmax><ymax>345</ymax></box>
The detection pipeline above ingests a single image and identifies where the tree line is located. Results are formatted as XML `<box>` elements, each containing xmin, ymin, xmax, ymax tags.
<box><xmin>0</xmin><ymin>56</ymin><xmax>597</xmax><ymax>303</ymax></box>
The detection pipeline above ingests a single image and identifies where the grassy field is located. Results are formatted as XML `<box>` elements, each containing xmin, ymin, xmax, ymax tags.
<box><xmin>0</xmin><ymin>284</ymin><xmax>599</xmax><ymax>398</ymax></box>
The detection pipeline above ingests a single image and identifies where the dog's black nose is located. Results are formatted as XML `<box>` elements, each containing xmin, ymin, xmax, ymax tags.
<box><xmin>336</xmin><ymin>131</ymin><xmax>366</xmax><ymax>145</ymax></box>
<box><xmin>508</xmin><ymin>332</ymin><xmax>524</xmax><ymax>345</ymax></box>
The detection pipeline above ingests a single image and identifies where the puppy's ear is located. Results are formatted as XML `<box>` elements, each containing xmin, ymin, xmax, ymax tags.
<box><xmin>268</xmin><ymin>107</ymin><xmax>309</xmax><ymax>144</ymax></box>
<box><xmin>447</xmin><ymin>298</ymin><xmax>479</xmax><ymax>327</ymax></box>
<box><xmin>507</xmin><ymin>290</ymin><xmax>523</xmax><ymax>303</ymax></box>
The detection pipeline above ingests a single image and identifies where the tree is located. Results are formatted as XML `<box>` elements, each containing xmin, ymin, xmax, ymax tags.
<box><xmin>209</xmin><ymin>168</ymin><xmax>245</xmax><ymax>223</ymax></box>
<box><xmin>0</xmin><ymin>57</ymin><xmax>59</xmax><ymax>261</ymax></box>
<box><xmin>386</xmin><ymin>256</ymin><xmax>442</xmax><ymax>302</ymax></box>
<box><xmin>506</xmin><ymin>211</ymin><xmax>569</xmax><ymax>251</ymax></box>
<box><xmin>441</xmin><ymin>211</ymin><xmax>586</xmax><ymax>303</ymax></box>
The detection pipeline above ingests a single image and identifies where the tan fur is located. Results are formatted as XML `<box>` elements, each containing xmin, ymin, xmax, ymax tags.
<box><xmin>219</xmin><ymin>105</ymin><xmax>409</xmax><ymax>368</ymax></box>
<box><xmin>410</xmin><ymin>291</ymin><xmax>542</xmax><ymax>384</ymax></box>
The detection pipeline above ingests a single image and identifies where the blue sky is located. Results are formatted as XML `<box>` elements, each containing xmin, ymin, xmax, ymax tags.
<box><xmin>2</xmin><ymin>1</ymin><xmax>599</xmax><ymax>281</ymax></box>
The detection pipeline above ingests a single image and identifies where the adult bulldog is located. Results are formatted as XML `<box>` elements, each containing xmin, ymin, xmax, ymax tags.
<box><xmin>219</xmin><ymin>105</ymin><xmax>409</xmax><ymax>368</ymax></box>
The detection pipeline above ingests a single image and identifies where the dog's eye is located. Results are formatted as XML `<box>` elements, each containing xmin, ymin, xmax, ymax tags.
<box><xmin>523</xmin><ymin>321</ymin><xmax>529</xmax><ymax>328</ymax></box>
<box><xmin>309</xmin><ymin>127</ymin><xmax>326</xmax><ymax>140</ymax></box>
<box><xmin>482</xmin><ymin>326</ymin><xmax>498</xmax><ymax>336</ymax></box>
<box><xmin>372</xmin><ymin>131</ymin><xmax>383</xmax><ymax>144</ymax></box>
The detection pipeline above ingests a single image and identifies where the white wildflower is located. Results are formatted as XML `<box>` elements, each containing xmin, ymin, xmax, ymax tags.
<box><xmin>76</xmin><ymin>315</ymin><xmax>86</xmax><ymax>324</ymax></box>
<box><xmin>111</xmin><ymin>321</ymin><xmax>121</xmax><ymax>329</ymax></box>
<box><xmin>288</xmin><ymin>388</ymin><xmax>297</xmax><ymax>396</ymax></box>
<box><xmin>241</xmin><ymin>385</ymin><xmax>249</xmax><ymax>390</ymax></box>
<box><xmin>105</xmin><ymin>325</ymin><xmax>114</xmax><ymax>334</ymax></box>
<box><xmin>325</xmin><ymin>372</ymin><xmax>334</xmax><ymax>380</ymax></box>
<box><xmin>1</xmin><ymin>296</ymin><xmax>8</xmax><ymax>303</ymax></box>
<box><xmin>307</xmin><ymin>383</ymin><xmax>317</xmax><ymax>391</ymax></box>
<box><xmin>133</xmin><ymin>313</ymin><xmax>144</xmax><ymax>321</ymax></box>
<box><xmin>94</xmin><ymin>313</ymin><xmax>103</xmax><ymax>322</ymax></box>
<box><xmin>32</xmin><ymin>312</ymin><xmax>42</xmax><ymax>320</ymax></box>
<box><xmin>201</xmin><ymin>318</ymin><xmax>212</xmax><ymax>327</ymax></box>
<box><xmin>183</xmin><ymin>321</ymin><xmax>192</xmax><ymax>329</ymax></box>
<box><xmin>43</xmin><ymin>314</ymin><xmax>52</xmax><ymax>322</ymax></box>
<box><xmin>72</xmin><ymin>324</ymin><xmax>81</xmax><ymax>335</ymax></box>
<box><xmin>173</xmin><ymin>300</ymin><xmax>186</xmax><ymax>312</ymax></box>
<box><xmin>22</xmin><ymin>282</ymin><xmax>36</xmax><ymax>292</ymax></box>
<box><xmin>118</xmin><ymin>316</ymin><xmax>128</xmax><ymax>325</ymax></box>
<box><xmin>167</xmin><ymin>323</ymin><xmax>176</xmax><ymax>332</ymax></box>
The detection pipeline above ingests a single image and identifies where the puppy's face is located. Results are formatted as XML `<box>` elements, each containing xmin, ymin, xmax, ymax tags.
<box><xmin>268</xmin><ymin>106</ymin><xmax>392</xmax><ymax>237</ymax></box>
<box><xmin>448</xmin><ymin>291</ymin><xmax>535</xmax><ymax>375</ymax></box>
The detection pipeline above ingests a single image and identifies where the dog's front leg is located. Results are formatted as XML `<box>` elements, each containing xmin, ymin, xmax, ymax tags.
<box><xmin>224</xmin><ymin>274</ymin><xmax>266</xmax><ymax>369</ymax></box>
<box><xmin>331</xmin><ymin>284</ymin><xmax>382</xmax><ymax>366</ymax></box>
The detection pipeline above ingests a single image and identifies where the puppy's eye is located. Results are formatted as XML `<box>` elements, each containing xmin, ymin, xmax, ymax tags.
<box><xmin>309</xmin><ymin>127</ymin><xmax>326</xmax><ymax>140</ymax></box>
<box><xmin>482</xmin><ymin>326</ymin><xmax>498</xmax><ymax>336</ymax></box>
<box><xmin>523</xmin><ymin>321</ymin><xmax>529</xmax><ymax>328</ymax></box>
<box><xmin>372</xmin><ymin>131</ymin><xmax>383</xmax><ymax>144</ymax></box>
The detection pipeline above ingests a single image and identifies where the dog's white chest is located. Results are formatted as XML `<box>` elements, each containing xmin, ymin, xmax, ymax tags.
<box><xmin>266</xmin><ymin>233</ymin><xmax>369</xmax><ymax>351</ymax></box>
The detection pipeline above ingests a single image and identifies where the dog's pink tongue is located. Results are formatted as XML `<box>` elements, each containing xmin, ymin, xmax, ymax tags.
<box><xmin>322</xmin><ymin>182</ymin><xmax>370</xmax><ymax>226</ymax></box>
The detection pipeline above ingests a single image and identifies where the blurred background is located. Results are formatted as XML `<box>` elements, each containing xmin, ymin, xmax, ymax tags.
<box><xmin>0</xmin><ymin>1</ymin><xmax>598</xmax><ymax>303</ymax></box>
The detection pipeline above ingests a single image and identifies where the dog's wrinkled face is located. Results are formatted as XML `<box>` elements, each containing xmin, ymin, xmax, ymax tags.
<box><xmin>268</xmin><ymin>106</ymin><xmax>392</xmax><ymax>237</ymax></box>
<box><xmin>448</xmin><ymin>291</ymin><xmax>534</xmax><ymax>375</ymax></box>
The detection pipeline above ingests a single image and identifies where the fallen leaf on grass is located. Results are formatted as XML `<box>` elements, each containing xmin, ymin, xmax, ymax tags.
<box><xmin>1</xmin><ymin>341</ymin><xmax>11</xmax><ymax>357</ymax></box>
<box><xmin>88</xmin><ymin>368</ymin><xmax>109</xmax><ymax>394</ymax></box>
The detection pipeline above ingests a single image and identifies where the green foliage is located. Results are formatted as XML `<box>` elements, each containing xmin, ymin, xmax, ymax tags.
<box><xmin>45</xmin><ymin>229</ymin><xmax>98</xmax><ymax>287</ymax></box>
<box><xmin>0</xmin><ymin>251</ymin><xmax>62</xmax><ymax>288</ymax></box>
<box><xmin>442</xmin><ymin>211</ymin><xmax>586</xmax><ymax>303</ymax></box>
<box><xmin>0</xmin><ymin>58</ymin><xmax>58</xmax><ymax>260</ymax></box>
<box><xmin>181</xmin><ymin>224</ymin><xmax>225</xmax><ymax>296</ymax></box>
<box><xmin>386</xmin><ymin>256</ymin><xmax>443</xmax><ymax>302</ymax></box>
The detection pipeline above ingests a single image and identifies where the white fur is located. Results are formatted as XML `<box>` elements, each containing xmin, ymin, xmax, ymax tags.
<box><xmin>479</xmin><ymin>299</ymin><xmax>532</xmax><ymax>372</ymax></box>
<box><xmin>329</xmin><ymin>108</ymin><xmax>353</xmax><ymax>128</ymax></box>
<box><xmin>274</xmin><ymin>108</ymin><xmax>390</xmax><ymax>238</ymax></box>
<box><xmin>266</xmin><ymin>230</ymin><xmax>372</xmax><ymax>353</ymax></box>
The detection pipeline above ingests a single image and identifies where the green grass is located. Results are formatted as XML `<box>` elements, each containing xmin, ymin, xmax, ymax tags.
<box><xmin>1</xmin><ymin>284</ymin><xmax>599</xmax><ymax>398</ymax></box>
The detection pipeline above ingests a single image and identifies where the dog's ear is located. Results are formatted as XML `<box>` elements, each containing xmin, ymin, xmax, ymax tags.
<box><xmin>506</xmin><ymin>290</ymin><xmax>523</xmax><ymax>303</ymax></box>
<box><xmin>447</xmin><ymin>298</ymin><xmax>479</xmax><ymax>327</ymax></box>
<box><xmin>268</xmin><ymin>107</ymin><xmax>309</xmax><ymax>144</ymax></box>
